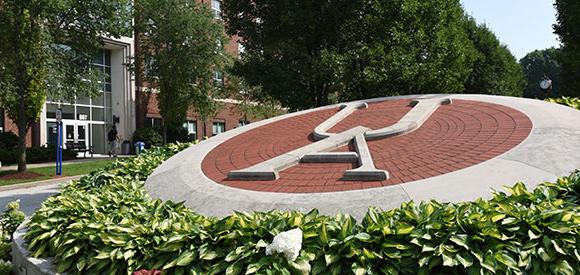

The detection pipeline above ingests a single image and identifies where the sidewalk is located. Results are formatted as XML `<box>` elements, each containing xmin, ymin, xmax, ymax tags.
<box><xmin>0</xmin><ymin>154</ymin><xmax>130</xmax><ymax>171</ymax></box>
<box><xmin>0</xmin><ymin>175</ymin><xmax>83</xmax><ymax>192</ymax></box>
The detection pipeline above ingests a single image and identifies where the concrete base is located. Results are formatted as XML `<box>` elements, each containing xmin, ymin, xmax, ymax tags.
<box><xmin>12</xmin><ymin>221</ymin><xmax>61</xmax><ymax>275</ymax></box>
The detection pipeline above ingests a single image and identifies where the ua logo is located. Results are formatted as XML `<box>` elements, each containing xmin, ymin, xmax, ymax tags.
<box><xmin>228</xmin><ymin>98</ymin><xmax>451</xmax><ymax>181</ymax></box>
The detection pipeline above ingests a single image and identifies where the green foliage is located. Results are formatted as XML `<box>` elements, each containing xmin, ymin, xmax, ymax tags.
<box><xmin>132</xmin><ymin>128</ymin><xmax>163</xmax><ymax>149</ymax></box>
<box><xmin>520</xmin><ymin>48</ymin><xmax>562</xmax><ymax>99</ymax></box>
<box><xmin>0</xmin><ymin>131</ymin><xmax>19</xmax><ymax>149</ymax></box>
<box><xmin>554</xmin><ymin>0</ymin><xmax>580</xmax><ymax>97</ymax></box>
<box><xmin>24</xmin><ymin>143</ymin><xmax>580</xmax><ymax>274</ymax></box>
<box><xmin>336</xmin><ymin>0</ymin><xmax>476</xmax><ymax>102</ymax></box>
<box><xmin>222</xmin><ymin>0</ymin><xmax>355</xmax><ymax>109</ymax></box>
<box><xmin>0</xmin><ymin>260</ymin><xmax>11</xmax><ymax>275</ymax></box>
<box><xmin>0</xmin><ymin>200</ymin><xmax>26</xmax><ymax>261</ymax></box>
<box><xmin>221</xmin><ymin>75</ymin><xmax>285</xmax><ymax>120</ymax></box>
<box><xmin>223</xmin><ymin>0</ymin><xmax>525</xmax><ymax>109</ymax></box>
<box><xmin>545</xmin><ymin>96</ymin><xmax>580</xmax><ymax>110</ymax></box>
<box><xmin>136</xmin><ymin>0</ymin><xmax>228</xmax><ymax>141</ymax></box>
<box><xmin>463</xmin><ymin>17</ymin><xmax>526</xmax><ymax>97</ymax></box>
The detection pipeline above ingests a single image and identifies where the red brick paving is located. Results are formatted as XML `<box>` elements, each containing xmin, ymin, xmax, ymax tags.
<box><xmin>201</xmin><ymin>99</ymin><xmax>532</xmax><ymax>193</ymax></box>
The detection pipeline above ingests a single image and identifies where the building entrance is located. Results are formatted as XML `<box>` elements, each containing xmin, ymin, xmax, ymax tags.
<box><xmin>63</xmin><ymin>121</ymin><xmax>89</xmax><ymax>149</ymax></box>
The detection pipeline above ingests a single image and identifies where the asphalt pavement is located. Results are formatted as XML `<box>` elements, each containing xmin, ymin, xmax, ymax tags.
<box><xmin>0</xmin><ymin>182</ymin><xmax>64</xmax><ymax>216</ymax></box>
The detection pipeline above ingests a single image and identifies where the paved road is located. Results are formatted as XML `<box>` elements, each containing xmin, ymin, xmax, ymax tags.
<box><xmin>0</xmin><ymin>183</ymin><xmax>61</xmax><ymax>216</ymax></box>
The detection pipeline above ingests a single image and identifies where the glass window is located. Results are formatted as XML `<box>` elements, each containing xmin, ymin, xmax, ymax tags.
<box><xmin>92</xmin><ymin>107</ymin><xmax>105</xmax><ymax>121</ymax></box>
<box><xmin>145</xmin><ymin>118</ymin><xmax>153</xmax><ymax>128</ymax></box>
<box><xmin>46</xmin><ymin>103</ymin><xmax>58</xmax><ymax>119</ymax></box>
<box><xmin>77</xmin><ymin>106</ymin><xmax>90</xmax><ymax>121</ymax></box>
<box><xmin>76</xmin><ymin>95</ymin><xmax>91</xmax><ymax>105</ymax></box>
<box><xmin>46</xmin><ymin>122</ymin><xmax>57</xmax><ymax>146</ymax></box>
<box><xmin>91</xmin><ymin>124</ymin><xmax>105</xmax><ymax>154</ymax></box>
<box><xmin>105</xmin><ymin>50</ymin><xmax>111</xmax><ymax>66</ymax></box>
<box><xmin>212</xmin><ymin>121</ymin><xmax>225</xmax><ymax>136</ymax></box>
<box><xmin>213</xmin><ymin>71</ymin><xmax>223</xmax><ymax>86</ymax></box>
<box><xmin>105</xmin><ymin>92</ymin><xmax>112</xmax><ymax>107</ymax></box>
<box><xmin>238</xmin><ymin>43</ymin><xmax>245</xmax><ymax>55</ymax></box>
<box><xmin>145</xmin><ymin>117</ymin><xmax>163</xmax><ymax>128</ymax></box>
<box><xmin>61</xmin><ymin>105</ymin><xmax>74</xmax><ymax>119</ymax></box>
<box><xmin>183</xmin><ymin>120</ymin><xmax>197</xmax><ymax>141</ymax></box>
<box><xmin>92</xmin><ymin>49</ymin><xmax>104</xmax><ymax>64</ymax></box>
<box><xmin>211</xmin><ymin>0</ymin><xmax>221</xmax><ymax>18</ymax></box>
<box><xmin>104</xmin><ymin>108</ymin><xmax>113</xmax><ymax>123</ymax></box>
<box><xmin>92</xmin><ymin>92</ymin><xmax>105</xmax><ymax>107</ymax></box>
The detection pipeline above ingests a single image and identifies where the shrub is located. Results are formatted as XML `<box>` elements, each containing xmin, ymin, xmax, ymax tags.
<box><xmin>165</xmin><ymin>125</ymin><xmax>190</xmax><ymax>143</ymax></box>
<box><xmin>546</xmin><ymin>96</ymin><xmax>580</xmax><ymax>110</ymax></box>
<box><xmin>132</xmin><ymin>127</ymin><xmax>163</xmax><ymax>149</ymax></box>
<box><xmin>24</xmin><ymin>144</ymin><xmax>580</xmax><ymax>274</ymax></box>
<box><xmin>0</xmin><ymin>131</ymin><xmax>18</xmax><ymax>149</ymax></box>
<box><xmin>0</xmin><ymin>145</ymin><xmax>76</xmax><ymax>165</ymax></box>
<box><xmin>0</xmin><ymin>200</ymin><xmax>26</xmax><ymax>272</ymax></box>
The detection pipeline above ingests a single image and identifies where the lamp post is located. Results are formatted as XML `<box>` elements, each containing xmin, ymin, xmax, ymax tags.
<box><xmin>539</xmin><ymin>76</ymin><xmax>553</xmax><ymax>99</ymax></box>
<box><xmin>55</xmin><ymin>108</ymin><xmax>63</xmax><ymax>176</ymax></box>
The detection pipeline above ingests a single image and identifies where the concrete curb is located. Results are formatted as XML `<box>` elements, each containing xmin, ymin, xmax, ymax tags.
<box><xmin>12</xmin><ymin>221</ymin><xmax>62</xmax><ymax>275</ymax></box>
<box><xmin>0</xmin><ymin>175</ymin><xmax>82</xmax><ymax>192</ymax></box>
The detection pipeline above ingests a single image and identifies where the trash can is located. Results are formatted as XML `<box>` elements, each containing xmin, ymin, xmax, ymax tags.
<box><xmin>122</xmin><ymin>141</ymin><xmax>131</xmax><ymax>155</ymax></box>
<box><xmin>134</xmin><ymin>141</ymin><xmax>145</xmax><ymax>155</ymax></box>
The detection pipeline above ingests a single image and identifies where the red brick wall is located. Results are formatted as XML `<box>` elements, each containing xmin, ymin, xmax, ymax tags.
<box><xmin>2</xmin><ymin>111</ymin><xmax>33</xmax><ymax>147</ymax></box>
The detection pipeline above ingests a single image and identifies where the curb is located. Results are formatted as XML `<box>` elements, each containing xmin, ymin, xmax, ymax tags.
<box><xmin>12</xmin><ymin>220</ymin><xmax>61</xmax><ymax>275</ymax></box>
<box><xmin>0</xmin><ymin>175</ymin><xmax>83</xmax><ymax>192</ymax></box>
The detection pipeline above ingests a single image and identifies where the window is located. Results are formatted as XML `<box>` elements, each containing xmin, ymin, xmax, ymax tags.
<box><xmin>211</xmin><ymin>0</ymin><xmax>221</xmax><ymax>19</ymax></box>
<box><xmin>238</xmin><ymin>120</ymin><xmax>249</xmax><ymax>127</ymax></box>
<box><xmin>238</xmin><ymin>43</ymin><xmax>245</xmax><ymax>56</ymax></box>
<box><xmin>212</xmin><ymin>121</ymin><xmax>225</xmax><ymax>136</ymax></box>
<box><xmin>213</xmin><ymin>71</ymin><xmax>224</xmax><ymax>86</ymax></box>
<box><xmin>145</xmin><ymin>117</ymin><xmax>163</xmax><ymax>128</ymax></box>
<box><xmin>0</xmin><ymin>108</ymin><xmax>4</xmax><ymax>132</ymax></box>
<box><xmin>183</xmin><ymin>120</ymin><xmax>197</xmax><ymax>141</ymax></box>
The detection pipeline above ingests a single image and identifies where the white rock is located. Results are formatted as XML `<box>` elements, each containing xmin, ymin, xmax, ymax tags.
<box><xmin>265</xmin><ymin>228</ymin><xmax>302</xmax><ymax>261</ymax></box>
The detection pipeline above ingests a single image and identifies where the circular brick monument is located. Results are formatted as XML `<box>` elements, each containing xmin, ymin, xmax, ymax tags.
<box><xmin>146</xmin><ymin>94</ymin><xmax>580</xmax><ymax>219</ymax></box>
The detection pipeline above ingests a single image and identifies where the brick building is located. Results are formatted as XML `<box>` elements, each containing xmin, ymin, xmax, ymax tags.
<box><xmin>0</xmin><ymin>0</ymin><xmax>252</xmax><ymax>154</ymax></box>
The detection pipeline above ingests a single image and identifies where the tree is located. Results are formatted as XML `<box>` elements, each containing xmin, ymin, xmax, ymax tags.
<box><xmin>335</xmin><ymin>0</ymin><xmax>477</xmax><ymax>102</ymax></box>
<box><xmin>222</xmin><ymin>0</ymin><xmax>354</xmax><ymax>110</ymax></box>
<box><xmin>136</xmin><ymin>0</ymin><xmax>228</xmax><ymax>143</ymax></box>
<box><xmin>223</xmin><ymin>0</ymin><xmax>477</xmax><ymax>109</ymax></box>
<box><xmin>519</xmin><ymin>48</ymin><xmax>561</xmax><ymax>99</ymax></box>
<box><xmin>0</xmin><ymin>0</ymin><xmax>131</xmax><ymax>172</ymax></box>
<box><xmin>463</xmin><ymin>16</ymin><xmax>525</xmax><ymax>97</ymax></box>
<box><xmin>554</xmin><ymin>0</ymin><xmax>580</xmax><ymax>97</ymax></box>
<box><xmin>221</xmin><ymin>75</ymin><xmax>285</xmax><ymax>121</ymax></box>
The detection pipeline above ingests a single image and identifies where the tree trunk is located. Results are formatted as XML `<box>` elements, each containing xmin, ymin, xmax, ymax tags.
<box><xmin>14</xmin><ymin>5</ymin><xmax>27</xmax><ymax>172</ymax></box>
<box><xmin>134</xmin><ymin>2</ymin><xmax>145</xmax><ymax>129</ymax></box>
<box><xmin>162</xmin><ymin>123</ymin><xmax>168</xmax><ymax>145</ymax></box>
<box><xmin>17</xmin><ymin>91</ymin><xmax>27</xmax><ymax>172</ymax></box>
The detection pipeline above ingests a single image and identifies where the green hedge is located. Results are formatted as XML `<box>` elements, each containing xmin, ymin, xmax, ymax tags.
<box><xmin>0</xmin><ymin>145</ymin><xmax>77</xmax><ymax>165</ymax></box>
<box><xmin>24</xmin><ymin>144</ymin><xmax>580</xmax><ymax>274</ymax></box>
<box><xmin>546</xmin><ymin>96</ymin><xmax>580</xmax><ymax>110</ymax></box>
<box><xmin>0</xmin><ymin>200</ymin><xmax>26</xmax><ymax>273</ymax></box>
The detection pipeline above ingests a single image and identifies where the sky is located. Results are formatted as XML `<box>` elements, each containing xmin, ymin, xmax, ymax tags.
<box><xmin>460</xmin><ymin>0</ymin><xmax>560</xmax><ymax>60</ymax></box>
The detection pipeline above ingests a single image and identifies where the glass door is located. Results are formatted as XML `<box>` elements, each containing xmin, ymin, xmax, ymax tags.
<box><xmin>63</xmin><ymin>121</ymin><xmax>89</xmax><ymax>148</ymax></box>
<box><xmin>77</xmin><ymin>123</ymin><xmax>88</xmax><ymax>148</ymax></box>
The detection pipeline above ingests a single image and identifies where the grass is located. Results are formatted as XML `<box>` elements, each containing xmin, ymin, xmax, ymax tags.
<box><xmin>0</xmin><ymin>159</ymin><xmax>118</xmax><ymax>186</ymax></box>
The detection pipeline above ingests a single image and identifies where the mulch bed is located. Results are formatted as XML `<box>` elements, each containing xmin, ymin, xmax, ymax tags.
<box><xmin>0</xmin><ymin>171</ymin><xmax>45</xmax><ymax>180</ymax></box>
